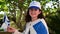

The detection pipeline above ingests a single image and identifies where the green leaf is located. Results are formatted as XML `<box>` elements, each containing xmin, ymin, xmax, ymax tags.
<box><xmin>0</xmin><ymin>0</ymin><xmax>5</xmax><ymax>2</ymax></box>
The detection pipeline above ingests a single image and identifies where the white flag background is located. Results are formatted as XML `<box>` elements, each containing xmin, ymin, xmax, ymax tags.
<box><xmin>1</xmin><ymin>13</ymin><xmax>10</xmax><ymax>31</ymax></box>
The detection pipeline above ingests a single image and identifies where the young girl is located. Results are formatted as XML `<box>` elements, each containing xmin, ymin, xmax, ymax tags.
<box><xmin>7</xmin><ymin>1</ymin><xmax>49</xmax><ymax>34</ymax></box>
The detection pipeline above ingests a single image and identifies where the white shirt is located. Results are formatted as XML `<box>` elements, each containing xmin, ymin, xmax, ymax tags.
<box><xmin>14</xmin><ymin>18</ymin><xmax>49</xmax><ymax>34</ymax></box>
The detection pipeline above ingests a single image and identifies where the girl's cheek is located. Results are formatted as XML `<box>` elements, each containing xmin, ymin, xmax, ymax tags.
<box><xmin>29</xmin><ymin>11</ymin><xmax>31</xmax><ymax>16</ymax></box>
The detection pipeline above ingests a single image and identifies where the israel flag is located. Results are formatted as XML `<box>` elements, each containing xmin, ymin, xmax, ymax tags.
<box><xmin>1</xmin><ymin>13</ymin><xmax>10</xmax><ymax>31</ymax></box>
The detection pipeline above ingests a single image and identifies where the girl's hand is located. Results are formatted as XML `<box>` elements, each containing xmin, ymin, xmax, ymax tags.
<box><xmin>7</xmin><ymin>27</ymin><xmax>16</xmax><ymax>33</ymax></box>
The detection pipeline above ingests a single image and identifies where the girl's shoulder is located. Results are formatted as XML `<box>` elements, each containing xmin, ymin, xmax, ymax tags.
<box><xmin>25</xmin><ymin>18</ymin><xmax>45</xmax><ymax>26</ymax></box>
<box><xmin>33</xmin><ymin>18</ymin><xmax>46</xmax><ymax>26</ymax></box>
<box><xmin>40</xmin><ymin>18</ymin><xmax>45</xmax><ymax>22</ymax></box>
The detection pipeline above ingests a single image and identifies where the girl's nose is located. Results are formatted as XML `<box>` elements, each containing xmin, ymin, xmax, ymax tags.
<box><xmin>32</xmin><ymin>10</ymin><xmax>35</xmax><ymax>13</ymax></box>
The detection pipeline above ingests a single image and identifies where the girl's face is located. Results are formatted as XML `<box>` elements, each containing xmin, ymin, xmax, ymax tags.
<box><xmin>29</xmin><ymin>8</ymin><xmax>41</xmax><ymax>18</ymax></box>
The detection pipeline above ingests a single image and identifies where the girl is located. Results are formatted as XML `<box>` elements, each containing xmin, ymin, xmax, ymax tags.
<box><xmin>7</xmin><ymin>1</ymin><xmax>49</xmax><ymax>34</ymax></box>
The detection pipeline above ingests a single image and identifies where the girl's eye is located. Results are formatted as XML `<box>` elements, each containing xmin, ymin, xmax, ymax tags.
<box><xmin>30</xmin><ymin>9</ymin><xmax>33</xmax><ymax>11</ymax></box>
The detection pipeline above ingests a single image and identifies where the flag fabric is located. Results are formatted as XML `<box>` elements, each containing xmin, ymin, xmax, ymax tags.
<box><xmin>1</xmin><ymin>13</ymin><xmax>10</xmax><ymax>31</ymax></box>
<box><xmin>3</xmin><ymin>13</ymin><xmax>10</xmax><ymax>26</ymax></box>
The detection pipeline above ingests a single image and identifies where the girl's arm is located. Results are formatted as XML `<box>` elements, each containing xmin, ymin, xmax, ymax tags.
<box><xmin>7</xmin><ymin>27</ymin><xmax>23</xmax><ymax>34</ymax></box>
<box><xmin>41</xmin><ymin>19</ymin><xmax>49</xmax><ymax>34</ymax></box>
<box><xmin>13</xmin><ymin>30</ymin><xmax>22</xmax><ymax>34</ymax></box>
<box><xmin>7</xmin><ymin>23</ymin><xmax>29</xmax><ymax>34</ymax></box>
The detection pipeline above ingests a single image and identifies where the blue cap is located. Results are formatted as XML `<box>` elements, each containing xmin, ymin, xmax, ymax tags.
<box><xmin>29</xmin><ymin>1</ymin><xmax>41</xmax><ymax>9</ymax></box>
<box><xmin>29</xmin><ymin>6</ymin><xmax>40</xmax><ymax>9</ymax></box>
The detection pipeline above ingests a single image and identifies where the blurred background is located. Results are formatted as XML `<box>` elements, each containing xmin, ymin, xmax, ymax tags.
<box><xmin>0</xmin><ymin>0</ymin><xmax>60</xmax><ymax>34</ymax></box>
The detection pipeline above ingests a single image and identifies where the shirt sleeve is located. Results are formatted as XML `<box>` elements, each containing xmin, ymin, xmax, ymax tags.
<box><xmin>13</xmin><ymin>23</ymin><xmax>30</xmax><ymax>34</ymax></box>
<box><xmin>13</xmin><ymin>30</ymin><xmax>23</xmax><ymax>34</ymax></box>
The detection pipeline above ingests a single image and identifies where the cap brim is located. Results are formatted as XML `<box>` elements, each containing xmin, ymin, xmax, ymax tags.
<box><xmin>29</xmin><ymin>6</ymin><xmax>40</xmax><ymax>9</ymax></box>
